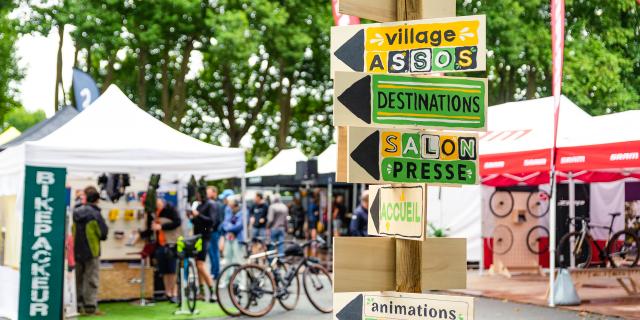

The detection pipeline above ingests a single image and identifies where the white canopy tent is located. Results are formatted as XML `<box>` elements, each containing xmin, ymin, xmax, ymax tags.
<box><xmin>0</xmin><ymin>85</ymin><xmax>245</xmax><ymax>319</ymax></box>
<box><xmin>246</xmin><ymin>148</ymin><xmax>307</xmax><ymax>178</ymax></box>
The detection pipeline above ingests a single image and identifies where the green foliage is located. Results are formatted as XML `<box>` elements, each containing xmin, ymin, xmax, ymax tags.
<box><xmin>0</xmin><ymin>1</ymin><xmax>23</xmax><ymax>121</ymax></box>
<box><xmin>459</xmin><ymin>0</ymin><xmax>640</xmax><ymax>114</ymax></box>
<box><xmin>3</xmin><ymin>106</ymin><xmax>46</xmax><ymax>132</ymax></box>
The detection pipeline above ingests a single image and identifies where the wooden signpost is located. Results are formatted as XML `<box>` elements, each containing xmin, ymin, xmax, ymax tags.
<box><xmin>334</xmin><ymin>291</ymin><xmax>475</xmax><ymax>320</ymax></box>
<box><xmin>334</xmin><ymin>72</ymin><xmax>488</xmax><ymax>130</ymax></box>
<box><xmin>368</xmin><ymin>184</ymin><xmax>427</xmax><ymax>240</ymax></box>
<box><xmin>331</xmin><ymin>0</ymin><xmax>480</xmax><ymax>318</ymax></box>
<box><xmin>337</xmin><ymin>126</ymin><xmax>478</xmax><ymax>185</ymax></box>
<box><xmin>330</xmin><ymin>15</ymin><xmax>486</xmax><ymax>77</ymax></box>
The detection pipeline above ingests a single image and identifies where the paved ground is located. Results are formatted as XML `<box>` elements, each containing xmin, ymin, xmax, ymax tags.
<box><xmin>213</xmin><ymin>294</ymin><xmax>621</xmax><ymax>320</ymax></box>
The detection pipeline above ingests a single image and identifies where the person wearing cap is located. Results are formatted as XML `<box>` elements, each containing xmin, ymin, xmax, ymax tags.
<box><xmin>267</xmin><ymin>194</ymin><xmax>288</xmax><ymax>255</ymax></box>
<box><xmin>350</xmin><ymin>191</ymin><xmax>369</xmax><ymax>237</ymax></box>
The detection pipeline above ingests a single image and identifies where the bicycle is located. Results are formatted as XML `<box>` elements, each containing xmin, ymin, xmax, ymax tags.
<box><xmin>557</xmin><ymin>213</ymin><xmax>639</xmax><ymax>268</ymax></box>
<box><xmin>216</xmin><ymin>237</ymin><xmax>270</xmax><ymax>317</ymax></box>
<box><xmin>228</xmin><ymin>238</ymin><xmax>333</xmax><ymax>317</ymax></box>
<box><xmin>173</xmin><ymin>234</ymin><xmax>203</xmax><ymax>315</ymax></box>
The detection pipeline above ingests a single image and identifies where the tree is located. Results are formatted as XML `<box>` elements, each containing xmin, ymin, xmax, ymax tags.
<box><xmin>3</xmin><ymin>106</ymin><xmax>46</xmax><ymax>132</ymax></box>
<box><xmin>0</xmin><ymin>1</ymin><xmax>23</xmax><ymax>121</ymax></box>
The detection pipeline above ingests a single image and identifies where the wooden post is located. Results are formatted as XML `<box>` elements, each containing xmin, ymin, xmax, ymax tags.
<box><xmin>393</xmin><ymin>0</ymin><xmax>456</xmax><ymax>294</ymax></box>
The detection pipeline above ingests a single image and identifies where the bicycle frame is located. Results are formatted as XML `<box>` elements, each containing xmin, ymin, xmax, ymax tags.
<box><xmin>570</xmin><ymin>216</ymin><xmax>619</xmax><ymax>267</ymax></box>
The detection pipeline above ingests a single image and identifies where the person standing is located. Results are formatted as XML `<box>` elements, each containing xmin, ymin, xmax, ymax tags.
<box><xmin>349</xmin><ymin>191</ymin><xmax>369</xmax><ymax>237</ymax></box>
<box><xmin>250</xmin><ymin>193</ymin><xmax>269</xmax><ymax>239</ymax></box>
<box><xmin>290</xmin><ymin>196</ymin><xmax>305</xmax><ymax>239</ymax></box>
<box><xmin>73</xmin><ymin>186</ymin><xmax>108</xmax><ymax>315</ymax></box>
<box><xmin>189</xmin><ymin>189</ymin><xmax>219</xmax><ymax>302</ymax></box>
<box><xmin>307</xmin><ymin>193</ymin><xmax>320</xmax><ymax>241</ymax></box>
<box><xmin>332</xmin><ymin>194</ymin><xmax>347</xmax><ymax>237</ymax></box>
<box><xmin>140</xmin><ymin>198</ymin><xmax>181</xmax><ymax>303</ymax></box>
<box><xmin>206</xmin><ymin>186</ymin><xmax>224</xmax><ymax>281</ymax></box>
<box><xmin>267</xmin><ymin>194</ymin><xmax>289</xmax><ymax>255</ymax></box>
<box><xmin>222</xmin><ymin>199</ymin><xmax>244</xmax><ymax>276</ymax></box>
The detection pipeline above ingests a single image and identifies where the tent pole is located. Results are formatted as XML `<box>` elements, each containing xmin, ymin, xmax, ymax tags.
<box><xmin>352</xmin><ymin>183</ymin><xmax>357</xmax><ymax>214</ymax></box>
<box><xmin>241</xmin><ymin>176</ymin><xmax>248</xmax><ymax>241</ymax></box>
<box><xmin>548</xmin><ymin>167</ymin><xmax>558</xmax><ymax>307</ymax></box>
<box><xmin>568</xmin><ymin>172</ymin><xmax>575</xmax><ymax>268</ymax></box>
<box><xmin>327</xmin><ymin>177</ymin><xmax>333</xmax><ymax>249</ymax></box>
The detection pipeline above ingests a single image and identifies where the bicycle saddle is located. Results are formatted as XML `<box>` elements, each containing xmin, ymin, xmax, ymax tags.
<box><xmin>284</xmin><ymin>243</ymin><xmax>304</xmax><ymax>257</ymax></box>
<box><xmin>609</xmin><ymin>212</ymin><xmax>621</xmax><ymax>217</ymax></box>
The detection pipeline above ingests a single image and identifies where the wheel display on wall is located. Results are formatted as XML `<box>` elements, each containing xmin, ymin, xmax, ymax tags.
<box><xmin>526</xmin><ymin>225</ymin><xmax>550</xmax><ymax>255</ymax></box>
<box><xmin>489</xmin><ymin>190</ymin><xmax>514</xmax><ymax>218</ymax></box>
<box><xmin>527</xmin><ymin>191</ymin><xmax>550</xmax><ymax>218</ymax></box>
<box><xmin>488</xmin><ymin>225</ymin><xmax>514</xmax><ymax>255</ymax></box>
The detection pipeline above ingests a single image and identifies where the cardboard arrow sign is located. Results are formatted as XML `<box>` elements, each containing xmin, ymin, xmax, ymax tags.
<box><xmin>334</xmin><ymin>291</ymin><xmax>475</xmax><ymax>320</ymax></box>
<box><xmin>368</xmin><ymin>184</ymin><xmax>427</xmax><ymax>240</ymax></box>
<box><xmin>336</xmin><ymin>127</ymin><xmax>478</xmax><ymax>186</ymax></box>
<box><xmin>334</xmin><ymin>72</ymin><xmax>487</xmax><ymax>131</ymax></box>
<box><xmin>331</xmin><ymin>15</ymin><xmax>486</xmax><ymax>77</ymax></box>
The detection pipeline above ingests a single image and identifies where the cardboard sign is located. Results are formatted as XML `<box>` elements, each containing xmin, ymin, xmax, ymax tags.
<box><xmin>338</xmin><ymin>0</ymin><xmax>456</xmax><ymax>23</ymax></box>
<box><xmin>368</xmin><ymin>184</ymin><xmax>427</xmax><ymax>240</ymax></box>
<box><xmin>334</xmin><ymin>291</ymin><xmax>474</xmax><ymax>320</ymax></box>
<box><xmin>334</xmin><ymin>72</ymin><xmax>487</xmax><ymax>131</ymax></box>
<box><xmin>333</xmin><ymin>237</ymin><xmax>467</xmax><ymax>292</ymax></box>
<box><xmin>331</xmin><ymin>15</ymin><xmax>486</xmax><ymax>77</ymax></box>
<box><xmin>336</xmin><ymin>127</ymin><xmax>478</xmax><ymax>185</ymax></box>
<box><xmin>18</xmin><ymin>166</ymin><xmax>67</xmax><ymax>319</ymax></box>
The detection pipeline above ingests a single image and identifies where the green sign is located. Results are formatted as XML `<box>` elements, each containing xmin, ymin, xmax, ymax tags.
<box><xmin>19</xmin><ymin>166</ymin><xmax>67</xmax><ymax>319</ymax></box>
<box><xmin>381</xmin><ymin>158</ymin><xmax>476</xmax><ymax>184</ymax></box>
<box><xmin>334</xmin><ymin>72</ymin><xmax>487</xmax><ymax>131</ymax></box>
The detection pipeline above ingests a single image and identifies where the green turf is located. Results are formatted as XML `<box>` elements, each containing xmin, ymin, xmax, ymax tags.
<box><xmin>80</xmin><ymin>301</ymin><xmax>228</xmax><ymax>319</ymax></box>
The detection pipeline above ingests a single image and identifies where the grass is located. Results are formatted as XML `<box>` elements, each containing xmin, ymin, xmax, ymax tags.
<box><xmin>79</xmin><ymin>301</ymin><xmax>228</xmax><ymax>319</ymax></box>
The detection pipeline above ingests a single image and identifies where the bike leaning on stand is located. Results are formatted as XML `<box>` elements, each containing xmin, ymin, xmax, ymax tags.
<box><xmin>228</xmin><ymin>237</ymin><xmax>333</xmax><ymax>317</ymax></box>
<box><xmin>557</xmin><ymin>213</ymin><xmax>639</xmax><ymax>268</ymax></box>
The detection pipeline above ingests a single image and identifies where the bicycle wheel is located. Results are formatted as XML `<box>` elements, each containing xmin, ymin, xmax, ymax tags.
<box><xmin>488</xmin><ymin>225</ymin><xmax>513</xmax><ymax>255</ymax></box>
<box><xmin>526</xmin><ymin>225</ymin><xmax>549</xmax><ymax>254</ymax></box>
<box><xmin>229</xmin><ymin>264</ymin><xmax>276</xmax><ymax>317</ymax></box>
<box><xmin>607</xmin><ymin>230</ymin><xmax>639</xmax><ymax>268</ymax></box>
<box><xmin>557</xmin><ymin>232</ymin><xmax>592</xmax><ymax>268</ymax></box>
<box><xmin>275</xmin><ymin>261</ymin><xmax>300</xmax><ymax>311</ymax></box>
<box><xmin>303</xmin><ymin>264</ymin><xmax>333</xmax><ymax>313</ymax></box>
<box><xmin>527</xmin><ymin>191</ymin><xmax>550</xmax><ymax>218</ymax></box>
<box><xmin>489</xmin><ymin>191</ymin><xmax>514</xmax><ymax>218</ymax></box>
<box><xmin>185</xmin><ymin>260</ymin><xmax>198</xmax><ymax>313</ymax></box>
<box><xmin>216</xmin><ymin>263</ymin><xmax>241</xmax><ymax>316</ymax></box>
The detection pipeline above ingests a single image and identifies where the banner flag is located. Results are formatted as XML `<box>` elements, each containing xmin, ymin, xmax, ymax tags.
<box><xmin>72</xmin><ymin>68</ymin><xmax>100</xmax><ymax>111</ymax></box>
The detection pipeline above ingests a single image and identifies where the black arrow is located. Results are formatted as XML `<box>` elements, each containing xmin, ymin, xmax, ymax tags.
<box><xmin>334</xmin><ymin>29</ymin><xmax>365</xmax><ymax>72</ymax></box>
<box><xmin>350</xmin><ymin>130</ymin><xmax>380</xmax><ymax>180</ymax></box>
<box><xmin>337</xmin><ymin>75</ymin><xmax>372</xmax><ymax>124</ymax></box>
<box><xmin>336</xmin><ymin>294</ymin><xmax>363</xmax><ymax>320</ymax></box>
<box><xmin>370</xmin><ymin>188</ymin><xmax>380</xmax><ymax>233</ymax></box>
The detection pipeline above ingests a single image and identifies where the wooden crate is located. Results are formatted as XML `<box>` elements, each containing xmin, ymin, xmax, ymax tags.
<box><xmin>98</xmin><ymin>262</ymin><xmax>154</xmax><ymax>301</ymax></box>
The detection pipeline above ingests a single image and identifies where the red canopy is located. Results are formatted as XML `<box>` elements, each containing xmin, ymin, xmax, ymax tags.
<box><xmin>479</xmin><ymin>96</ymin><xmax>640</xmax><ymax>186</ymax></box>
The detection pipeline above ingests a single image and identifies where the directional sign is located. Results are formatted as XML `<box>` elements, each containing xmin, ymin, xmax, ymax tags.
<box><xmin>333</xmin><ymin>237</ymin><xmax>467</xmax><ymax>292</ymax></box>
<box><xmin>331</xmin><ymin>15</ymin><xmax>486</xmax><ymax>77</ymax></box>
<box><xmin>368</xmin><ymin>184</ymin><xmax>426</xmax><ymax>240</ymax></box>
<box><xmin>336</xmin><ymin>127</ymin><xmax>478</xmax><ymax>185</ymax></box>
<box><xmin>334</xmin><ymin>72</ymin><xmax>487</xmax><ymax>131</ymax></box>
<box><xmin>334</xmin><ymin>291</ymin><xmax>475</xmax><ymax>320</ymax></box>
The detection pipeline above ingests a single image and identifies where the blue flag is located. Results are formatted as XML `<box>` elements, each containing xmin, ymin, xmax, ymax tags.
<box><xmin>72</xmin><ymin>68</ymin><xmax>100</xmax><ymax>111</ymax></box>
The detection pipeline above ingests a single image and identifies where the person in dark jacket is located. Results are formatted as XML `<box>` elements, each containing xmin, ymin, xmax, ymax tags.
<box><xmin>189</xmin><ymin>190</ymin><xmax>218</xmax><ymax>302</ymax></box>
<box><xmin>250</xmin><ymin>193</ymin><xmax>269</xmax><ymax>239</ymax></box>
<box><xmin>73</xmin><ymin>186</ymin><xmax>108</xmax><ymax>315</ymax></box>
<box><xmin>350</xmin><ymin>191</ymin><xmax>369</xmax><ymax>237</ymax></box>
<box><xmin>206</xmin><ymin>186</ymin><xmax>225</xmax><ymax>281</ymax></box>
<box><xmin>140</xmin><ymin>197</ymin><xmax>181</xmax><ymax>303</ymax></box>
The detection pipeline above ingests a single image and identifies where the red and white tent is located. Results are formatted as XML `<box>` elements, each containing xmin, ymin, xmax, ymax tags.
<box><xmin>479</xmin><ymin>96</ymin><xmax>640</xmax><ymax>186</ymax></box>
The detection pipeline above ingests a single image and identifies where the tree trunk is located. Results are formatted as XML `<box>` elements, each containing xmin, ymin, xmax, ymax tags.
<box><xmin>277</xmin><ymin>86</ymin><xmax>292</xmax><ymax>151</ymax></box>
<box><xmin>86</xmin><ymin>47</ymin><xmax>92</xmax><ymax>74</ymax></box>
<box><xmin>160</xmin><ymin>49</ymin><xmax>170</xmax><ymax>124</ymax></box>
<box><xmin>54</xmin><ymin>24</ymin><xmax>65</xmax><ymax>112</ymax></box>
<box><xmin>527</xmin><ymin>66</ymin><xmax>537</xmax><ymax>100</ymax></box>
<box><xmin>102</xmin><ymin>54</ymin><xmax>116</xmax><ymax>93</ymax></box>
<box><xmin>137</xmin><ymin>49</ymin><xmax>148</xmax><ymax>110</ymax></box>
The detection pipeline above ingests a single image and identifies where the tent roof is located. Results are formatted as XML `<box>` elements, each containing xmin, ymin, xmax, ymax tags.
<box><xmin>1</xmin><ymin>106</ymin><xmax>78</xmax><ymax>150</ymax></box>
<box><xmin>1</xmin><ymin>85</ymin><xmax>244</xmax><ymax>181</ymax></box>
<box><xmin>246</xmin><ymin>148</ymin><xmax>307</xmax><ymax>178</ymax></box>
<box><xmin>317</xmin><ymin>144</ymin><xmax>336</xmax><ymax>174</ymax></box>
<box><xmin>0</xmin><ymin>127</ymin><xmax>20</xmax><ymax>146</ymax></box>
